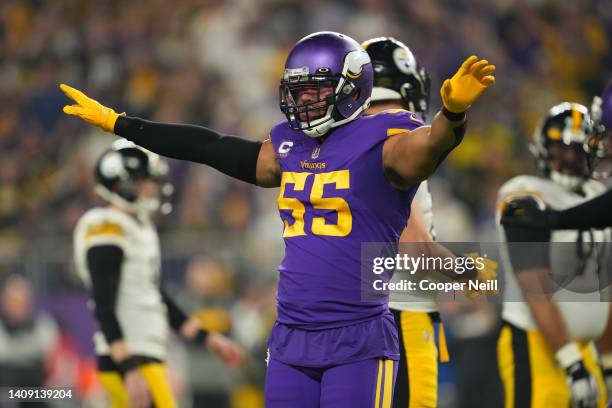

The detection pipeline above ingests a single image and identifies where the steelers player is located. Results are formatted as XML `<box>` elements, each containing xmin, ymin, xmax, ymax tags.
<box><xmin>497</xmin><ymin>103</ymin><xmax>610</xmax><ymax>408</ymax></box>
<box><xmin>362</xmin><ymin>37</ymin><xmax>497</xmax><ymax>408</ymax></box>
<box><xmin>73</xmin><ymin>140</ymin><xmax>243</xmax><ymax>408</ymax></box>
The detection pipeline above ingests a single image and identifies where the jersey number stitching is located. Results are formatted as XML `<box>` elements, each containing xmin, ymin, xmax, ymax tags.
<box><xmin>278</xmin><ymin>170</ymin><xmax>352</xmax><ymax>237</ymax></box>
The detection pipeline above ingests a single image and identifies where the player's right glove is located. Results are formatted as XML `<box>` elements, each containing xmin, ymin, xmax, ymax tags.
<box><xmin>556</xmin><ymin>342</ymin><xmax>599</xmax><ymax>408</ymax></box>
<box><xmin>440</xmin><ymin>55</ymin><xmax>495</xmax><ymax>113</ymax></box>
<box><xmin>60</xmin><ymin>83</ymin><xmax>124</xmax><ymax>133</ymax></box>
<box><xmin>500</xmin><ymin>195</ymin><xmax>559</xmax><ymax>230</ymax></box>
<box><xmin>463</xmin><ymin>252</ymin><xmax>498</xmax><ymax>299</ymax></box>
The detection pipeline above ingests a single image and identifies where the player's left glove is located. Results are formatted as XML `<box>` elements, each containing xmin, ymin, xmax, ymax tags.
<box><xmin>60</xmin><ymin>83</ymin><xmax>124</xmax><ymax>133</ymax></box>
<box><xmin>440</xmin><ymin>56</ymin><xmax>495</xmax><ymax>113</ymax></box>
<box><xmin>500</xmin><ymin>195</ymin><xmax>559</xmax><ymax>230</ymax></box>
<box><xmin>463</xmin><ymin>252</ymin><xmax>498</xmax><ymax>299</ymax></box>
<box><xmin>557</xmin><ymin>342</ymin><xmax>599</xmax><ymax>408</ymax></box>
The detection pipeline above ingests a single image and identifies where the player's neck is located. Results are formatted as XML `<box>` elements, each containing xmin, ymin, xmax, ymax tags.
<box><xmin>108</xmin><ymin>203</ymin><xmax>139</xmax><ymax>221</ymax></box>
<box><xmin>366</xmin><ymin>102</ymin><xmax>405</xmax><ymax>115</ymax></box>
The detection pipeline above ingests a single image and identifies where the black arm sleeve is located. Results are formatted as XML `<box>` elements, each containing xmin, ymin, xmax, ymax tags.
<box><xmin>554</xmin><ymin>188</ymin><xmax>612</xmax><ymax>229</ymax></box>
<box><xmin>160</xmin><ymin>288</ymin><xmax>188</xmax><ymax>332</ymax></box>
<box><xmin>114</xmin><ymin>116</ymin><xmax>262</xmax><ymax>185</ymax></box>
<box><xmin>87</xmin><ymin>245</ymin><xmax>124</xmax><ymax>344</ymax></box>
<box><xmin>500</xmin><ymin>197</ymin><xmax>551</xmax><ymax>272</ymax></box>
<box><xmin>502</xmin><ymin>223</ymin><xmax>551</xmax><ymax>272</ymax></box>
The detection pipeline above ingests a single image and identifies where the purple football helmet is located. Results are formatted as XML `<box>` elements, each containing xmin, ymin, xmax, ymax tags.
<box><xmin>279</xmin><ymin>31</ymin><xmax>373</xmax><ymax>137</ymax></box>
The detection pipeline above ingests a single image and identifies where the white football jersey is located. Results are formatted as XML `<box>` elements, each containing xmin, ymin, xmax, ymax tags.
<box><xmin>389</xmin><ymin>181</ymin><xmax>439</xmax><ymax>312</ymax></box>
<box><xmin>497</xmin><ymin>175</ymin><xmax>611</xmax><ymax>341</ymax></box>
<box><xmin>73</xmin><ymin>207</ymin><xmax>169</xmax><ymax>359</ymax></box>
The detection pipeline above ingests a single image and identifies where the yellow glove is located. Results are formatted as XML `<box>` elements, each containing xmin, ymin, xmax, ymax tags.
<box><xmin>440</xmin><ymin>56</ymin><xmax>495</xmax><ymax>113</ymax></box>
<box><xmin>60</xmin><ymin>83</ymin><xmax>123</xmax><ymax>133</ymax></box>
<box><xmin>463</xmin><ymin>252</ymin><xmax>498</xmax><ymax>299</ymax></box>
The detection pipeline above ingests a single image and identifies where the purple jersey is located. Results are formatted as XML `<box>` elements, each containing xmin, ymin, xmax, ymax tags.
<box><xmin>270</xmin><ymin>109</ymin><xmax>423</xmax><ymax>329</ymax></box>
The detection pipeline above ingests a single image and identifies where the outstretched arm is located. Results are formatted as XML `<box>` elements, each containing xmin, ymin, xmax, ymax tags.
<box><xmin>501</xmin><ymin>190</ymin><xmax>612</xmax><ymax>230</ymax></box>
<box><xmin>60</xmin><ymin>84</ymin><xmax>281</xmax><ymax>187</ymax></box>
<box><xmin>382</xmin><ymin>56</ymin><xmax>495</xmax><ymax>189</ymax></box>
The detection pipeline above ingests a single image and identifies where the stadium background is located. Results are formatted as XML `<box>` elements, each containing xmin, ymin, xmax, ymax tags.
<box><xmin>0</xmin><ymin>0</ymin><xmax>611</xmax><ymax>406</ymax></box>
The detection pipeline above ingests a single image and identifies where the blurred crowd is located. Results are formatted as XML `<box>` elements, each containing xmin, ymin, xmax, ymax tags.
<box><xmin>1</xmin><ymin>0</ymin><xmax>611</xmax><ymax>406</ymax></box>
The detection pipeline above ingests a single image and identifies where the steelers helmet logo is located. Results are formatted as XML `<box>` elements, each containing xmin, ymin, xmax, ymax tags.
<box><xmin>100</xmin><ymin>151</ymin><xmax>126</xmax><ymax>179</ymax></box>
<box><xmin>393</xmin><ymin>47</ymin><xmax>416</xmax><ymax>75</ymax></box>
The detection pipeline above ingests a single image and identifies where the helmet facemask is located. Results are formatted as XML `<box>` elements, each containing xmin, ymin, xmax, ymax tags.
<box><xmin>546</xmin><ymin>142</ymin><xmax>591</xmax><ymax>191</ymax></box>
<box><xmin>280</xmin><ymin>75</ymin><xmax>339</xmax><ymax>136</ymax></box>
<box><xmin>280</xmin><ymin>70</ymin><xmax>364</xmax><ymax>137</ymax></box>
<box><xmin>532</xmin><ymin>103</ymin><xmax>594</xmax><ymax>192</ymax></box>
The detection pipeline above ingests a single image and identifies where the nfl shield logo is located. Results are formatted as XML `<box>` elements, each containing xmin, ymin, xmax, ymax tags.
<box><xmin>311</xmin><ymin>147</ymin><xmax>320</xmax><ymax>159</ymax></box>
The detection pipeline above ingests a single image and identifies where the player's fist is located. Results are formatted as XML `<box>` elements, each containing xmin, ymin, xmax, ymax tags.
<box><xmin>566</xmin><ymin>361</ymin><xmax>599</xmax><ymax>408</ymax></box>
<box><xmin>440</xmin><ymin>56</ymin><xmax>495</xmax><ymax>113</ymax></box>
<box><xmin>60</xmin><ymin>83</ymin><xmax>123</xmax><ymax>133</ymax></box>
<box><xmin>500</xmin><ymin>195</ymin><xmax>558</xmax><ymax>230</ymax></box>
<box><xmin>557</xmin><ymin>343</ymin><xmax>599</xmax><ymax>408</ymax></box>
<box><xmin>463</xmin><ymin>252</ymin><xmax>498</xmax><ymax>299</ymax></box>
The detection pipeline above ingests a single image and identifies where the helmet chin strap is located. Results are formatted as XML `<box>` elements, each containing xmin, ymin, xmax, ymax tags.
<box><xmin>550</xmin><ymin>171</ymin><xmax>585</xmax><ymax>192</ymax></box>
<box><xmin>94</xmin><ymin>185</ymin><xmax>159</xmax><ymax>217</ymax></box>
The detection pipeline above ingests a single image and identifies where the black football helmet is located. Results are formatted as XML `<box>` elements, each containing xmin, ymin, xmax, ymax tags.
<box><xmin>531</xmin><ymin>102</ymin><xmax>596</xmax><ymax>191</ymax></box>
<box><xmin>362</xmin><ymin>37</ymin><xmax>431</xmax><ymax>118</ymax></box>
<box><xmin>94</xmin><ymin>139</ymin><xmax>173</xmax><ymax>215</ymax></box>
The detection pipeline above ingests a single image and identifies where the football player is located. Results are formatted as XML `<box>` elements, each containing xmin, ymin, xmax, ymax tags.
<box><xmin>61</xmin><ymin>31</ymin><xmax>495</xmax><ymax>407</ymax></box>
<box><xmin>502</xmin><ymin>81</ymin><xmax>612</xmax><ymax>231</ymax></box>
<box><xmin>497</xmin><ymin>103</ymin><xmax>610</xmax><ymax>408</ymax></box>
<box><xmin>502</xmin><ymin>83</ymin><xmax>612</xmax><ymax>404</ymax></box>
<box><xmin>73</xmin><ymin>141</ymin><xmax>243</xmax><ymax>408</ymax></box>
<box><xmin>362</xmin><ymin>36</ymin><xmax>499</xmax><ymax>408</ymax></box>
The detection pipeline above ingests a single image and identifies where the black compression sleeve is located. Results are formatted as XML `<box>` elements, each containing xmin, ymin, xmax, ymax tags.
<box><xmin>87</xmin><ymin>245</ymin><xmax>124</xmax><ymax>344</ymax></box>
<box><xmin>114</xmin><ymin>116</ymin><xmax>262</xmax><ymax>185</ymax></box>
<box><xmin>160</xmin><ymin>288</ymin><xmax>188</xmax><ymax>332</ymax></box>
<box><xmin>502</xmin><ymin>224</ymin><xmax>550</xmax><ymax>272</ymax></box>
<box><xmin>554</xmin><ymin>189</ymin><xmax>612</xmax><ymax>229</ymax></box>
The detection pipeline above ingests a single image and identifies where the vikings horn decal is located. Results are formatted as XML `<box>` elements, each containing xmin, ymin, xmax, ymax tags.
<box><xmin>345</xmin><ymin>50</ymin><xmax>370</xmax><ymax>79</ymax></box>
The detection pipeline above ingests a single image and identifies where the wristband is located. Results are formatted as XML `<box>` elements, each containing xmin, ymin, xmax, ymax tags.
<box><xmin>194</xmin><ymin>329</ymin><xmax>209</xmax><ymax>344</ymax></box>
<box><xmin>555</xmin><ymin>342</ymin><xmax>582</xmax><ymax>369</ymax></box>
<box><xmin>118</xmin><ymin>356</ymin><xmax>140</xmax><ymax>377</ymax></box>
<box><xmin>442</xmin><ymin>107</ymin><xmax>466</xmax><ymax>122</ymax></box>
